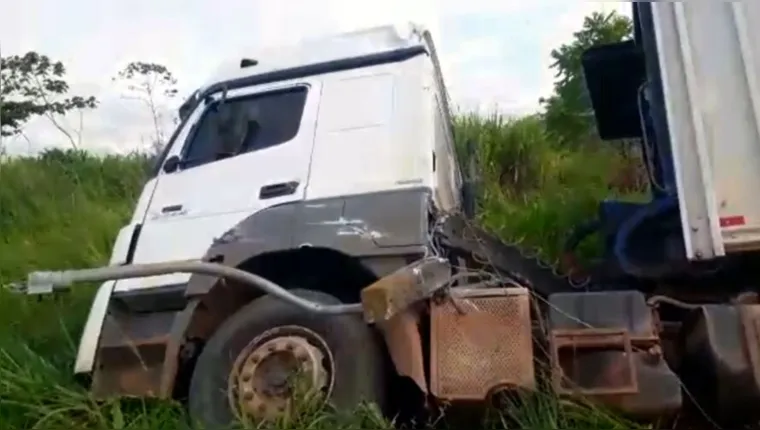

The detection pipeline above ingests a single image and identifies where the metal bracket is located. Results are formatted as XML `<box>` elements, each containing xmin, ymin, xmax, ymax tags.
<box><xmin>550</xmin><ymin>328</ymin><xmax>639</xmax><ymax>397</ymax></box>
<box><xmin>360</xmin><ymin>257</ymin><xmax>451</xmax><ymax>323</ymax></box>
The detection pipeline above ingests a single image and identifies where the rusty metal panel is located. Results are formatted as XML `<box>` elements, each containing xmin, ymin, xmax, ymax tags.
<box><xmin>98</xmin><ymin>311</ymin><xmax>174</xmax><ymax>349</ymax></box>
<box><xmin>550</xmin><ymin>329</ymin><xmax>638</xmax><ymax>396</ymax></box>
<box><xmin>547</xmin><ymin>290</ymin><xmax>681</xmax><ymax>419</ymax></box>
<box><xmin>92</xmin><ymin>343</ymin><xmax>166</xmax><ymax>399</ymax></box>
<box><xmin>91</xmin><ymin>311</ymin><xmax>175</xmax><ymax>398</ymax></box>
<box><xmin>429</xmin><ymin>287</ymin><xmax>535</xmax><ymax>401</ymax></box>
<box><xmin>377</xmin><ymin>305</ymin><xmax>427</xmax><ymax>393</ymax></box>
<box><xmin>361</xmin><ymin>257</ymin><xmax>451</xmax><ymax>323</ymax></box>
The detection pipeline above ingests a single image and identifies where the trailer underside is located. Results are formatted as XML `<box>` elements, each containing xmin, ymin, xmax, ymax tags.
<box><xmin>436</xmin><ymin>215</ymin><xmax>760</xmax><ymax>427</ymax></box>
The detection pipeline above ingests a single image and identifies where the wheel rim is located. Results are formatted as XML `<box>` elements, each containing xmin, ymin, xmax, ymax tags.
<box><xmin>227</xmin><ymin>325</ymin><xmax>334</xmax><ymax>422</ymax></box>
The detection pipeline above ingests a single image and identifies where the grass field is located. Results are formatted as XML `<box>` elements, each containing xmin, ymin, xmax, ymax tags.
<box><xmin>0</xmin><ymin>114</ymin><xmax>649</xmax><ymax>429</ymax></box>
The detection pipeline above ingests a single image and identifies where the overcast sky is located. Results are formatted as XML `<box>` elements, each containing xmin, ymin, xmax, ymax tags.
<box><xmin>0</xmin><ymin>0</ymin><xmax>629</xmax><ymax>155</ymax></box>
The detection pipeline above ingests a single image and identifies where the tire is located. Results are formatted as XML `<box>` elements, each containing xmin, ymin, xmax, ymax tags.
<box><xmin>187</xmin><ymin>289</ymin><xmax>387</xmax><ymax>428</ymax></box>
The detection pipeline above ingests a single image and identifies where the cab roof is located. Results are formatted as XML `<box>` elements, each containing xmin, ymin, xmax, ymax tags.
<box><xmin>203</xmin><ymin>23</ymin><xmax>429</xmax><ymax>90</ymax></box>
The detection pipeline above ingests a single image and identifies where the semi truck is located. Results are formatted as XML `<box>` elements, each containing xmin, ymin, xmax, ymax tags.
<box><xmin>12</xmin><ymin>2</ymin><xmax>760</xmax><ymax>427</ymax></box>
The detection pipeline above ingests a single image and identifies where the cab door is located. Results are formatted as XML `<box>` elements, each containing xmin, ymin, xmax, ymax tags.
<box><xmin>116</xmin><ymin>81</ymin><xmax>320</xmax><ymax>292</ymax></box>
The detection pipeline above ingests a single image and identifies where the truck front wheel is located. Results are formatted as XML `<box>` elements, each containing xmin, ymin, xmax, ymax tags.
<box><xmin>187</xmin><ymin>289</ymin><xmax>387</xmax><ymax>428</ymax></box>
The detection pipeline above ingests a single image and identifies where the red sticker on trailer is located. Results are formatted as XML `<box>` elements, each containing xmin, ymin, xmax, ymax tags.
<box><xmin>720</xmin><ymin>215</ymin><xmax>746</xmax><ymax>227</ymax></box>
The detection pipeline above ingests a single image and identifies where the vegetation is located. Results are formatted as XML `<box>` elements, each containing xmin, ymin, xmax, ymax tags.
<box><xmin>0</xmin><ymin>9</ymin><xmax>648</xmax><ymax>430</ymax></box>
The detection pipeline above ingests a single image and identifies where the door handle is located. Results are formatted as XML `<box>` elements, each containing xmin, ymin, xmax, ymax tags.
<box><xmin>161</xmin><ymin>204</ymin><xmax>184</xmax><ymax>214</ymax></box>
<box><xmin>259</xmin><ymin>181</ymin><xmax>299</xmax><ymax>199</ymax></box>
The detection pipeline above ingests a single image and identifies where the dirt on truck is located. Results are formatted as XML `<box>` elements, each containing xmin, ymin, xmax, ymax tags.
<box><xmin>12</xmin><ymin>2</ymin><xmax>760</xmax><ymax>429</ymax></box>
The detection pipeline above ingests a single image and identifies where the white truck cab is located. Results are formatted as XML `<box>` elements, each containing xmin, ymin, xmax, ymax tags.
<box><xmin>112</xmin><ymin>23</ymin><xmax>460</xmax><ymax>293</ymax></box>
<box><xmin>74</xmin><ymin>23</ymin><xmax>466</xmax><ymax>383</ymax></box>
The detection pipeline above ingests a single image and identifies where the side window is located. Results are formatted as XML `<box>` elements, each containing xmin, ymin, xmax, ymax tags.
<box><xmin>181</xmin><ymin>86</ymin><xmax>308</xmax><ymax>169</ymax></box>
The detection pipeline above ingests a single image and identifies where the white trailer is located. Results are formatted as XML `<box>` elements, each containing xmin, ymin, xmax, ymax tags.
<box><xmin>653</xmin><ymin>2</ymin><xmax>760</xmax><ymax>259</ymax></box>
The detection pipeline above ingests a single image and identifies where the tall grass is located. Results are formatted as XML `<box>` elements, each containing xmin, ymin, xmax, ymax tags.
<box><xmin>0</xmin><ymin>115</ymin><xmax>646</xmax><ymax>429</ymax></box>
<box><xmin>454</xmin><ymin>113</ymin><xmax>644</xmax><ymax>260</ymax></box>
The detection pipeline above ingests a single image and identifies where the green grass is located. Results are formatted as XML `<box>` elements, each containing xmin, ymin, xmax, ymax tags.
<box><xmin>0</xmin><ymin>114</ymin><xmax>649</xmax><ymax>429</ymax></box>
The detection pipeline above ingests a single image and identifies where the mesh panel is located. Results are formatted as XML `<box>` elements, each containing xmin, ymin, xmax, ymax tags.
<box><xmin>430</xmin><ymin>288</ymin><xmax>535</xmax><ymax>400</ymax></box>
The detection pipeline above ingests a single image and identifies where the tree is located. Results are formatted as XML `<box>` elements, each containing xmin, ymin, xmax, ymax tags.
<box><xmin>113</xmin><ymin>62</ymin><xmax>178</xmax><ymax>153</ymax></box>
<box><xmin>0</xmin><ymin>52</ymin><xmax>98</xmax><ymax>146</ymax></box>
<box><xmin>540</xmin><ymin>11</ymin><xmax>633</xmax><ymax>146</ymax></box>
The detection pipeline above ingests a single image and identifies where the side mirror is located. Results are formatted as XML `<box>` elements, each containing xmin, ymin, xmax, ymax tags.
<box><xmin>163</xmin><ymin>155</ymin><xmax>181</xmax><ymax>173</ymax></box>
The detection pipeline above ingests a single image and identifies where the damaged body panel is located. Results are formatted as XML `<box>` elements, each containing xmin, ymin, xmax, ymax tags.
<box><xmin>187</xmin><ymin>186</ymin><xmax>431</xmax><ymax>297</ymax></box>
<box><xmin>88</xmin><ymin>187</ymin><xmax>432</xmax><ymax>398</ymax></box>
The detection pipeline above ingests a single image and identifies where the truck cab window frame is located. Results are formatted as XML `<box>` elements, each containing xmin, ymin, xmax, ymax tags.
<box><xmin>177</xmin><ymin>85</ymin><xmax>309</xmax><ymax>170</ymax></box>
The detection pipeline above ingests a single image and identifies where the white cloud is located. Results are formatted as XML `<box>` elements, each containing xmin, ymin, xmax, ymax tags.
<box><xmin>0</xmin><ymin>0</ymin><xmax>630</xmax><ymax>154</ymax></box>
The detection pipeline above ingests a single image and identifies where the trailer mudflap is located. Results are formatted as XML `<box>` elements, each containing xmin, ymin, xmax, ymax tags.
<box><xmin>547</xmin><ymin>290</ymin><xmax>682</xmax><ymax>419</ymax></box>
<box><xmin>429</xmin><ymin>287</ymin><xmax>535</xmax><ymax>401</ymax></box>
<box><xmin>679</xmin><ymin>303</ymin><xmax>760</xmax><ymax>423</ymax></box>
